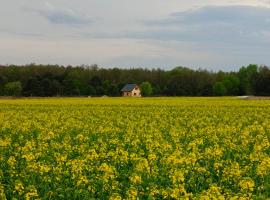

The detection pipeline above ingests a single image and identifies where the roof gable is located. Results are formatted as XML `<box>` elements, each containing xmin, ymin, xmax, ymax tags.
<box><xmin>121</xmin><ymin>84</ymin><xmax>138</xmax><ymax>92</ymax></box>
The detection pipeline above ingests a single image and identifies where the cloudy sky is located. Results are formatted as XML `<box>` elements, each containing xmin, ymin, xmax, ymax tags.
<box><xmin>1</xmin><ymin>0</ymin><xmax>270</xmax><ymax>70</ymax></box>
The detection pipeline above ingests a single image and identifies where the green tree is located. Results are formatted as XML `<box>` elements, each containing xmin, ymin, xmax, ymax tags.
<box><xmin>0</xmin><ymin>63</ymin><xmax>269</xmax><ymax>97</ymax></box>
<box><xmin>4</xmin><ymin>81</ymin><xmax>22</xmax><ymax>96</ymax></box>
<box><xmin>254</xmin><ymin>66</ymin><xmax>270</xmax><ymax>96</ymax></box>
<box><xmin>140</xmin><ymin>82</ymin><xmax>153</xmax><ymax>97</ymax></box>
<box><xmin>87</xmin><ymin>85</ymin><xmax>96</xmax><ymax>96</ymax></box>
<box><xmin>102</xmin><ymin>80</ymin><xmax>111</xmax><ymax>95</ymax></box>
<box><xmin>238</xmin><ymin>64</ymin><xmax>258</xmax><ymax>95</ymax></box>
<box><xmin>222</xmin><ymin>75</ymin><xmax>240</xmax><ymax>95</ymax></box>
<box><xmin>110</xmin><ymin>84</ymin><xmax>120</xmax><ymax>96</ymax></box>
<box><xmin>23</xmin><ymin>77</ymin><xmax>42</xmax><ymax>96</ymax></box>
<box><xmin>0</xmin><ymin>75</ymin><xmax>8</xmax><ymax>95</ymax></box>
<box><xmin>213</xmin><ymin>82</ymin><xmax>227</xmax><ymax>96</ymax></box>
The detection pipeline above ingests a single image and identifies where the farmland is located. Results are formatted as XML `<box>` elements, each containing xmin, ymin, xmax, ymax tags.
<box><xmin>0</xmin><ymin>97</ymin><xmax>270</xmax><ymax>199</ymax></box>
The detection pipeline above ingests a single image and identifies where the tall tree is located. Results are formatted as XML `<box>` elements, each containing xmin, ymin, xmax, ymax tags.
<box><xmin>4</xmin><ymin>81</ymin><xmax>22</xmax><ymax>96</ymax></box>
<box><xmin>238</xmin><ymin>64</ymin><xmax>258</xmax><ymax>95</ymax></box>
<box><xmin>213</xmin><ymin>82</ymin><xmax>227</xmax><ymax>96</ymax></box>
<box><xmin>140</xmin><ymin>82</ymin><xmax>153</xmax><ymax>97</ymax></box>
<box><xmin>0</xmin><ymin>63</ymin><xmax>269</xmax><ymax>97</ymax></box>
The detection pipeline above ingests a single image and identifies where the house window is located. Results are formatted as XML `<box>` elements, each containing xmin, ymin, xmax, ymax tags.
<box><xmin>134</xmin><ymin>93</ymin><xmax>136</xmax><ymax>96</ymax></box>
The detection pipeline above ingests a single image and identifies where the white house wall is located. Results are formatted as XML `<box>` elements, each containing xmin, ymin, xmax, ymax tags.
<box><xmin>131</xmin><ymin>88</ymin><xmax>141</xmax><ymax>97</ymax></box>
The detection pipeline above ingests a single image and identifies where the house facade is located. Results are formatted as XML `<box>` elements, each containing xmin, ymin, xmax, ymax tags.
<box><xmin>121</xmin><ymin>84</ymin><xmax>141</xmax><ymax>97</ymax></box>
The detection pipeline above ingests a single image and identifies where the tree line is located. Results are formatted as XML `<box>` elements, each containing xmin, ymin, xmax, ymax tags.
<box><xmin>0</xmin><ymin>63</ymin><xmax>269</xmax><ymax>97</ymax></box>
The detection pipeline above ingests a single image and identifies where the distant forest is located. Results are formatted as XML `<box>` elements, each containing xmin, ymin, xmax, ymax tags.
<box><xmin>0</xmin><ymin>64</ymin><xmax>270</xmax><ymax>97</ymax></box>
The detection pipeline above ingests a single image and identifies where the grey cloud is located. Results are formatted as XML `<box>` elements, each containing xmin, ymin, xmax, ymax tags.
<box><xmin>168</xmin><ymin>6</ymin><xmax>270</xmax><ymax>26</ymax></box>
<box><xmin>26</xmin><ymin>2</ymin><xmax>92</xmax><ymax>26</ymax></box>
<box><xmin>0</xmin><ymin>28</ymin><xmax>46</xmax><ymax>38</ymax></box>
<box><xmin>133</xmin><ymin>5</ymin><xmax>270</xmax><ymax>45</ymax></box>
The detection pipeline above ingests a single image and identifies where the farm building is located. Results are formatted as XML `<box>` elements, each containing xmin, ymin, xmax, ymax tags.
<box><xmin>121</xmin><ymin>84</ymin><xmax>141</xmax><ymax>97</ymax></box>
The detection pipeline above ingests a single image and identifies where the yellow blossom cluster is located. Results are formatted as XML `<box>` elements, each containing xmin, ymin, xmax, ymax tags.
<box><xmin>0</xmin><ymin>97</ymin><xmax>270</xmax><ymax>199</ymax></box>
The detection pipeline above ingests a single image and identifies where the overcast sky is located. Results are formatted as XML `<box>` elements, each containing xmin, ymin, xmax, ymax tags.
<box><xmin>1</xmin><ymin>0</ymin><xmax>270</xmax><ymax>70</ymax></box>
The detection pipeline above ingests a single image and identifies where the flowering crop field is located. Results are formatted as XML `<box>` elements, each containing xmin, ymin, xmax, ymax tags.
<box><xmin>0</xmin><ymin>97</ymin><xmax>270</xmax><ymax>199</ymax></box>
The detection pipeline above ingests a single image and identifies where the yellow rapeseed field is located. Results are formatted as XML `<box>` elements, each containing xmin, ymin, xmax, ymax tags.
<box><xmin>0</xmin><ymin>97</ymin><xmax>270</xmax><ymax>199</ymax></box>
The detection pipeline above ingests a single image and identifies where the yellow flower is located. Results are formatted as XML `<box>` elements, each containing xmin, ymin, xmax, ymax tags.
<box><xmin>127</xmin><ymin>187</ymin><xmax>138</xmax><ymax>199</ymax></box>
<box><xmin>1</xmin><ymin>97</ymin><xmax>270</xmax><ymax>198</ymax></box>
<box><xmin>109</xmin><ymin>193</ymin><xmax>122</xmax><ymax>200</ymax></box>
<box><xmin>22</xmin><ymin>153</ymin><xmax>35</xmax><ymax>162</ymax></box>
<box><xmin>99</xmin><ymin>163</ymin><xmax>113</xmax><ymax>173</ymax></box>
<box><xmin>0</xmin><ymin>184</ymin><xmax>7</xmax><ymax>200</ymax></box>
<box><xmin>25</xmin><ymin>185</ymin><xmax>39</xmax><ymax>200</ymax></box>
<box><xmin>200</xmin><ymin>185</ymin><xmax>225</xmax><ymax>200</ymax></box>
<box><xmin>0</xmin><ymin>138</ymin><xmax>11</xmax><ymax>148</ymax></box>
<box><xmin>39</xmin><ymin>164</ymin><xmax>51</xmax><ymax>174</ymax></box>
<box><xmin>135</xmin><ymin>159</ymin><xmax>150</xmax><ymax>173</ymax></box>
<box><xmin>14</xmin><ymin>180</ymin><xmax>24</xmax><ymax>195</ymax></box>
<box><xmin>77</xmin><ymin>176</ymin><xmax>89</xmax><ymax>186</ymax></box>
<box><xmin>170</xmin><ymin>170</ymin><xmax>185</xmax><ymax>185</ymax></box>
<box><xmin>257</xmin><ymin>157</ymin><xmax>270</xmax><ymax>176</ymax></box>
<box><xmin>148</xmin><ymin>153</ymin><xmax>157</xmax><ymax>161</ymax></box>
<box><xmin>239</xmin><ymin>178</ymin><xmax>255</xmax><ymax>192</ymax></box>
<box><xmin>130</xmin><ymin>175</ymin><xmax>142</xmax><ymax>184</ymax></box>
<box><xmin>7</xmin><ymin>156</ymin><xmax>16</xmax><ymax>168</ymax></box>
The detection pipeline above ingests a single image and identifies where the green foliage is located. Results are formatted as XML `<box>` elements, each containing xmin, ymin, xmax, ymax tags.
<box><xmin>238</xmin><ymin>64</ymin><xmax>258</xmax><ymax>95</ymax></box>
<box><xmin>222</xmin><ymin>75</ymin><xmax>240</xmax><ymax>96</ymax></box>
<box><xmin>4</xmin><ymin>81</ymin><xmax>22</xmax><ymax>96</ymax></box>
<box><xmin>213</xmin><ymin>82</ymin><xmax>227</xmax><ymax>96</ymax></box>
<box><xmin>0</xmin><ymin>75</ymin><xmax>8</xmax><ymax>95</ymax></box>
<box><xmin>253</xmin><ymin>66</ymin><xmax>270</xmax><ymax>96</ymax></box>
<box><xmin>140</xmin><ymin>82</ymin><xmax>153</xmax><ymax>96</ymax></box>
<box><xmin>0</xmin><ymin>64</ymin><xmax>269</xmax><ymax>96</ymax></box>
